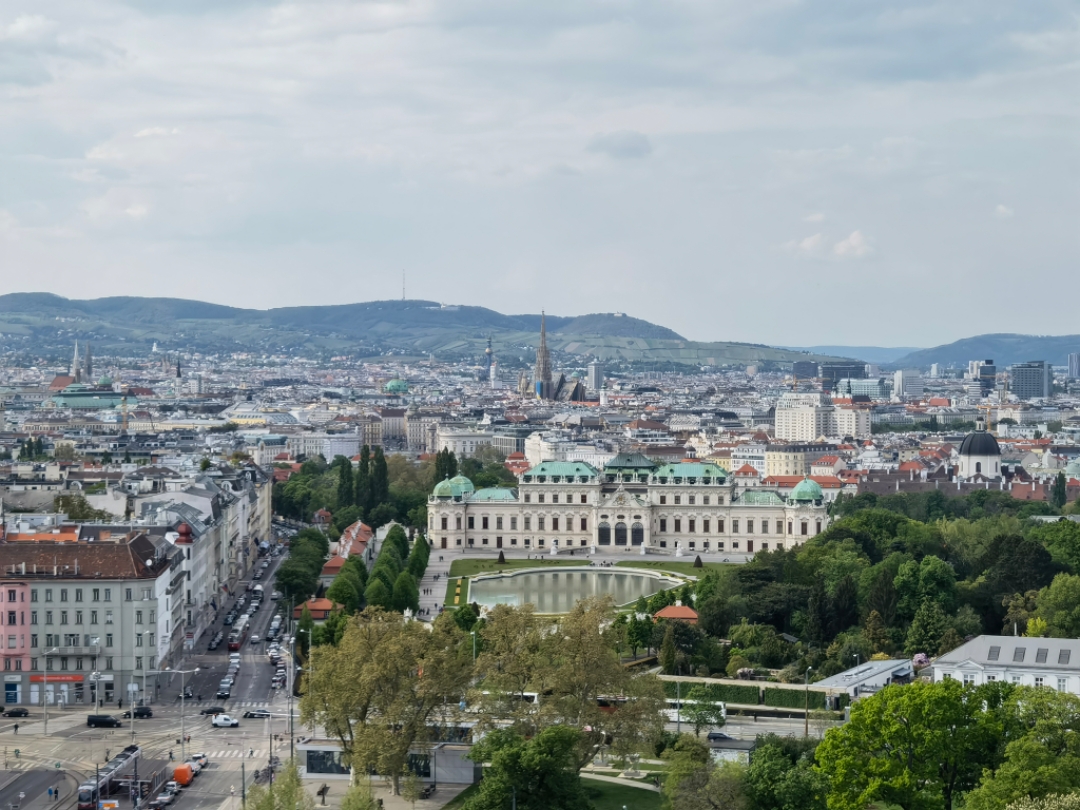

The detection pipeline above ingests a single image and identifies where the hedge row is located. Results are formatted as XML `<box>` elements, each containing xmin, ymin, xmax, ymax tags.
<box><xmin>663</xmin><ymin>681</ymin><xmax>760</xmax><ymax>705</ymax></box>
<box><xmin>662</xmin><ymin>680</ymin><xmax>849</xmax><ymax>711</ymax></box>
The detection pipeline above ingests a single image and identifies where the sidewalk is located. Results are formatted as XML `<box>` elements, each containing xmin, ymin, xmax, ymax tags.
<box><xmin>299</xmin><ymin>777</ymin><xmax>469</xmax><ymax>810</ymax></box>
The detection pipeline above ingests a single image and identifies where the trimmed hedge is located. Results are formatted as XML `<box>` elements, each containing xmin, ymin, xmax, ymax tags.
<box><xmin>663</xmin><ymin>681</ymin><xmax>760</xmax><ymax>705</ymax></box>
<box><xmin>661</xmin><ymin>680</ymin><xmax>849</xmax><ymax>711</ymax></box>
<box><xmin>765</xmin><ymin>686</ymin><xmax>826</xmax><ymax>710</ymax></box>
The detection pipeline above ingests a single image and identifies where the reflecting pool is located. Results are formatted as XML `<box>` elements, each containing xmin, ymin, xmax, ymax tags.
<box><xmin>469</xmin><ymin>567</ymin><xmax>682</xmax><ymax>613</ymax></box>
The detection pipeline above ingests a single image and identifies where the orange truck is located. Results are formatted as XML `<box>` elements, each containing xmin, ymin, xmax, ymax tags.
<box><xmin>172</xmin><ymin>764</ymin><xmax>194</xmax><ymax>787</ymax></box>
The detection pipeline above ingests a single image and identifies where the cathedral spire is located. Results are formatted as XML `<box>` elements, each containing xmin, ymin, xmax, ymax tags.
<box><xmin>533</xmin><ymin>311</ymin><xmax>552</xmax><ymax>399</ymax></box>
<box><xmin>71</xmin><ymin>340</ymin><xmax>81</xmax><ymax>383</ymax></box>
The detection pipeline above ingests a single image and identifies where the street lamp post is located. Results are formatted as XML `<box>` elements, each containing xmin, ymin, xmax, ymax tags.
<box><xmin>131</xmin><ymin>631</ymin><xmax>152</xmax><ymax>744</ymax></box>
<box><xmin>853</xmin><ymin>653</ymin><xmax>860</xmax><ymax>669</ymax></box>
<box><xmin>804</xmin><ymin>667</ymin><xmax>813</xmax><ymax>738</ymax></box>
<box><xmin>470</xmin><ymin>631</ymin><xmax>476</xmax><ymax>662</ymax></box>
<box><xmin>150</xmin><ymin>667</ymin><xmax>199</xmax><ymax>762</ymax></box>
<box><xmin>42</xmin><ymin>647</ymin><xmax>59</xmax><ymax>735</ymax></box>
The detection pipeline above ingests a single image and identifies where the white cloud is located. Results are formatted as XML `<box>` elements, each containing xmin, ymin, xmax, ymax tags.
<box><xmin>1</xmin><ymin>15</ymin><xmax>54</xmax><ymax>41</ymax></box>
<box><xmin>782</xmin><ymin>232</ymin><xmax>825</xmax><ymax>256</ymax></box>
<box><xmin>995</xmin><ymin>204</ymin><xmax>1014</xmax><ymax>218</ymax></box>
<box><xmin>125</xmin><ymin>205</ymin><xmax>148</xmax><ymax>219</ymax></box>
<box><xmin>134</xmin><ymin>127</ymin><xmax>179</xmax><ymax>138</ymax></box>
<box><xmin>833</xmin><ymin>231</ymin><xmax>873</xmax><ymax>258</ymax></box>
<box><xmin>803</xmin><ymin>212</ymin><xmax>825</xmax><ymax>222</ymax></box>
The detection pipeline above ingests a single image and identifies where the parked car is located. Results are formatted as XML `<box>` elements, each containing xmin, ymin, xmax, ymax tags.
<box><xmin>211</xmin><ymin>714</ymin><xmax>240</xmax><ymax>728</ymax></box>
<box><xmin>155</xmin><ymin>793</ymin><xmax>175</xmax><ymax>806</ymax></box>
<box><xmin>2</xmin><ymin>708</ymin><xmax>29</xmax><ymax>717</ymax></box>
<box><xmin>707</xmin><ymin>731</ymin><xmax>734</xmax><ymax>742</ymax></box>
<box><xmin>243</xmin><ymin>709</ymin><xmax>271</xmax><ymax>719</ymax></box>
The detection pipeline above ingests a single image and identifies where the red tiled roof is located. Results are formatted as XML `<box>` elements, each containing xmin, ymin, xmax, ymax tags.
<box><xmin>734</xmin><ymin>464</ymin><xmax>760</xmax><ymax>476</ymax></box>
<box><xmin>654</xmin><ymin>605</ymin><xmax>699</xmax><ymax>623</ymax></box>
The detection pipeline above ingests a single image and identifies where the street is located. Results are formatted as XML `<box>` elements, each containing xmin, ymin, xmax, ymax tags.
<box><xmin>0</xmin><ymin>547</ymin><xmax>296</xmax><ymax>810</ymax></box>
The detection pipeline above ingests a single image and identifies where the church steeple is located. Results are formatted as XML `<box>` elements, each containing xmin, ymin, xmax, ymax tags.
<box><xmin>533</xmin><ymin>311</ymin><xmax>552</xmax><ymax>399</ymax></box>
<box><xmin>71</xmin><ymin>340</ymin><xmax>81</xmax><ymax>383</ymax></box>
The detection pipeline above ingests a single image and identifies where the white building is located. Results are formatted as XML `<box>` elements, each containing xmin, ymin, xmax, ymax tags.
<box><xmin>428</xmin><ymin>454</ymin><xmax>830</xmax><ymax>556</ymax></box>
<box><xmin>436</xmin><ymin>427</ymin><xmax>493</xmax><ymax>459</ymax></box>
<box><xmin>774</xmin><ymin>393</ymin><xmax>871</xmax><ymax>441</ymax></box>
<box><xmin>933</xmin><ymin>635</ymin><xmax>1080</xmax><ymax>694</ymax></box>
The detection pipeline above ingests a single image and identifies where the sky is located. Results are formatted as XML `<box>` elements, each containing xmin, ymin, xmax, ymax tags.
<box><xmin>1</xmin><ymin>1</ymin><xmax>1078</xmax><ymax>348</ymax></box>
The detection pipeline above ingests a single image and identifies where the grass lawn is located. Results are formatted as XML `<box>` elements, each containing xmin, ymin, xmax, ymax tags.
<box><xmin>583</xmin><ymin>778</ymin><xmax>662</xmax><ymax>810</ymax></box>
<box><xmin>614</xmin><ymin>560</ymin><xmax>731</xmax><ymax>577</ymax></box>
<box><xmin>440</xmin><ymin>780</ymin><xmax>660</xmax><ymax>810</ymax></box>
<box><xmin>439</xmin><ymin>783</ymin><xmax>479</xmax><ymax>809</ymax></box>
<box><xmin>444</xmin><ymin>558</ymin><xmax>583</xmax><ymax>607</ymax></box>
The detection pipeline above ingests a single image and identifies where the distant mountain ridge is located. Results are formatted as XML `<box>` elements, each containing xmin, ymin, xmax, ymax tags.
<box><xmin>0</xmin><ymin>293</ymin><xmax>849</xmax><ymax>368</ymax></box>
<box><xmin>786</xmin><ymin>345</ymin><xmax>923</xmax><ymax>365</ymax></box>
<box><xmin>893</xmin><ymin>333</ymin><xmax>1080</xmax><ymax>369</ymax></box>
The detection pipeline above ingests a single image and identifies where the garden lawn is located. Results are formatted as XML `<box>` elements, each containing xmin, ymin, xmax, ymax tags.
<box><xmin>443</xmin><ymin>557</ymin><xmax>582</xmax><ymax>607</ymax></box>
<box><xmin>583</xmin><ymin>778</ymin><xmax>662</xmax><ymax>810</ymax></box>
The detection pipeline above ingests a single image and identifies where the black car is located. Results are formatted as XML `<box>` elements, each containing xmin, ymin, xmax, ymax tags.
<box><xmin>243</xmin><ymin>709</ymin><xmax>271</xmax><ymax>719</ymax></box>
<box><xmin>224</xmin><ymin>615</ymin><xmax>234</xmax><ymax>625</ymax></box>
<box><xmin>2</xmin><ymin>708</ymin><xmax>29</xmax><ymax>717</ymax></box>
<box><xmin>200</xmin><ymin>706</ymin><xmax>226</xmax><ymax>716</ymax></box>
<box><xmin>179</xmin><ymin>689</ymin><xmax>193</xmax><ymax>700</ymax></box>
<box><xmin>122</xmin><ymin>707</ymin><xmax>153</xmax><ymax>719</ymax></box>
<box><xmin>706</xmin><ymin>731</ymin><xmax>734</xmax><ymax>742</ymax></box>
<box><xmin>216</xmin><ymin>689</ymin><xmax>231</xmax><ymax>699</ymax></box>
<box><xmin>207</xmin><ymin>640</ymin><xmax>219</xmax><ymax>651</ymax></box>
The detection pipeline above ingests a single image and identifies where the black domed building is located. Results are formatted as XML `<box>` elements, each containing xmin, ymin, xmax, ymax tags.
<box><xmin>958</xmin><ymin>420</ymin><xmax>1001</xmax><ymax>479</ymax></box>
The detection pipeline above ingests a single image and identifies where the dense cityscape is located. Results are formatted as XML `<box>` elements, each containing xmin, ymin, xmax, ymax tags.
<box><xmin>0</xmin><ymin>318</ymin><xmax>1079</xmax><ymax>810</ymax></box>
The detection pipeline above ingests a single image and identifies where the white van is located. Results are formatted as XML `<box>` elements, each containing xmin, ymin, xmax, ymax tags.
<box><xmin>253</xmin><ymin>585</ymin><xmax>264</xmax><ymax>594</ymax></box>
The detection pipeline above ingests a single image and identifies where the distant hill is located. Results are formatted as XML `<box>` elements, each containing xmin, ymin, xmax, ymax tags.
<box><xmin>893</xmin><ymin>333</ymin><xmax>1080</xmax><ymax>369</ymax></box>
<box><xmin>0</xmin><ymin>294</ymin><xmax>850</xmax><ymax>368</ymax></box>
<box><xmin>787</xmin><ymin>345</ymin><xmax>923</xmax><ymax>365</ymax></box>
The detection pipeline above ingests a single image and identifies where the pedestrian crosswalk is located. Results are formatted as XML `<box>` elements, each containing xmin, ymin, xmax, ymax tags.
<box><xmin>201</xmin><ymin>748</ymin><xmax>269</xmax><ymax>759</ymax></box>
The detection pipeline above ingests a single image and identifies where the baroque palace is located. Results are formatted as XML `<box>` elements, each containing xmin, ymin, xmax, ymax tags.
<box><xmin>427</xmin><ymin>453</ymin><xmax>831</xmax><ymax>554</ymax></box>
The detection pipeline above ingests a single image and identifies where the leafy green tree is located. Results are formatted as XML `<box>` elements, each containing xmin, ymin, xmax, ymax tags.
<box><xmin>246</xmin><ymin>759</ymin><xmax>315</xmax><ymax>810</ymax></box>
<box><xmin>660</xmin><ymin>624</ymin><xmax>678</xmax><ymax>674</ymax></box>
<box><xmin>335</xmin><ymin>455</ymin><xmax>354</xmax><ymax>510</ymax></box>
<box><xmin>1036</xmin><ymin>574</ymin><xmax>1080</xmax><ymax>637</ymax></box>
<box><xmin>746</xmin><ymin>739</ymin><xmax>826</xmax><ymax>810</ymax></box>
<box><xmin>814</xmin><ymin>680</ymin><xmax>1006</xmax><ymax>810</ymax></box>
<box><xmin>368</xmin><ymin>502</ymin><xmax>397</xmax><ymax>529</ymax></box>
<box><xmin>275</xmin><ymin>558</ymin><xmax>319</xmax><ymax>604</ymax></box>
<box><xmin>682</xmin><ymin>684</ymin><xmax>727</xmax><ymax>736</ymax></box>
<box><xmin>371</xmin><ymin>447</ymin><xmax>390</xmax><ymax>504</ymax></box>
<box><xmin>355</xmin><ymin>445</ymin><xmax>371</xmax><ymax>512</ymax></box>
<box><xmin>339</xmin><ymin>776</ymin><xmax>378</xmax><ymax>810</ymax></box>
<box><xmin>464</xmin><ymin>727</ymin><xmax>591</xmax><ymax>810</ymax></box>
<box><xmin>905</xmin><ymin>598</ymin><xmax>950</xmax><ymax>656</ymax></box>
<box><xmin>391</xmin><ymin>571</ymin><xmax>419</xmax><ymax>613</ymax></box>
<box><xmin>364</xmin><ymin>578</ymin><xmax>392</xmax><ymax>610</ymax></box>
<box><xmin>1052</xmin><ymin>471</ymin><xmax>1068</xmax><ymax>510</ymax></box>
<box><xmin>300</xmin><ymin>609</ymin><xmax>473</xmax><ymax>795</ymax></box>
<box><xmin>326</xmin><ymin>576</ymin><xmax>361</xmax><ymax>614</ymax></box>
<box><xmin>453</xmin><ymin>602</ymin><xmax>479</xmax><ymax>632</ymax></box>
<box><xmin>297</xmin><ymin>604</ymin><xmax>315</xmax><ymax>658</ymax></box>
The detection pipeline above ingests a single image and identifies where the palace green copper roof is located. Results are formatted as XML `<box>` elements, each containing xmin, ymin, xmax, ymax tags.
<box><xmin>652</xmin><ymin>462</ymin><xmax>727</xmax><ymax>482</ymax></box>
<box><xmin>738</xmin><ymin>490</ymin><xmax>785</xmax><ymax>506</ymax></box>
<box><xmin>523</xmin><ymin>462</ymin><xmax>599</xmax><ymax>479</ymax></box>
<box><xmin>470</xmin><ymin>488</ymin><xmax>519</xmax><ymax>501</ymax></box>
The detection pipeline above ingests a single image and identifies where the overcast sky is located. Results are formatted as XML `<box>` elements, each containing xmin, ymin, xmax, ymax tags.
<box><xmin>2</xmin><ymin>1</ymin><xmax>1077</xmax><ymax>348</ymax></box>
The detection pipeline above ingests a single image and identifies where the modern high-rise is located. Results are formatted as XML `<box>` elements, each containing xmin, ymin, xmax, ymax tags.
<box><xmin>893</xmin><ymin>369</ymin><xmax>924</xmax><ymax>400</ymax></box>
<box><xmin>966</xmin><ymin>359</ymin><xmax>997</xmax><ymax>395</ymax></box>
<box><xmin>1069</xmin><ymin>353</ymin><xmax>1080</xmax><ymax>379</ymax></box>
<box><xmin>1011</xmin><ymin>361</ymin><xmax>1052</xmax><ymax>400</ymax></box>
<box><xmin>774</xmin><ymin>392</ymin><xmax>871</xmax><ymax>440</ymax></box>
<box><xmin>586</xmin><ymin>361</ymin><xmax>604</xmax><ymax>392</ymax></box>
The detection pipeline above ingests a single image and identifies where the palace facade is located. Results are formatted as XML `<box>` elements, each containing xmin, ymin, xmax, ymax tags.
<box><xmin>427</xmin><ymin>453</ymin><xmax>830</xmax><ymax>555</ymax></box>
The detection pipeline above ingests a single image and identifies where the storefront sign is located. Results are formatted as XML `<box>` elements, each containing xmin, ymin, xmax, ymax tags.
<box><xmin>3</xmin><ymin>675</ymin><xmax>20</xmax><ymax>682</ymax></box>
<box><xmin>29</xmin><ymin>674</ymin><xmax>84</xmax><ymax>683</ymax></box>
